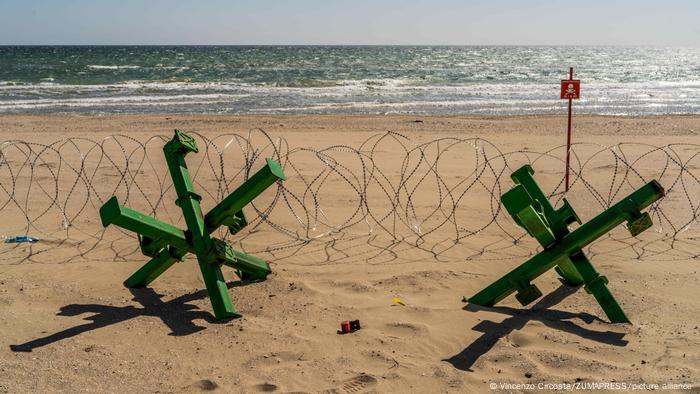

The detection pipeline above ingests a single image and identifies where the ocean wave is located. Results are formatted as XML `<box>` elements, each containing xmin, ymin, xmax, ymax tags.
<box><xmin>1</xmin><ymin>78</ymin><xmax>698</xmax><ymax>91</ymax></box>
<box><xmin>0</xmin><ymin>99</ymin><xmax>241</xmax><ymax>111</ymax></box>
<box><xmin>87</xmin><ymin>65</ymin><xmax>142</xmax><ymax>70</ymax></box>
<box><xmin>0</xmin><ymin>93</ymin><xmax>249</xmax><ymax>109</ymax></box>
<box><xmin>2</xmin><ymin>98</ymin><xmax>697</xmax><ymax>115</ymax></box>
<box><xmin>0</xmin><ymin>79</ymin><xmax>698</xmax><ymax>115</ymax></box>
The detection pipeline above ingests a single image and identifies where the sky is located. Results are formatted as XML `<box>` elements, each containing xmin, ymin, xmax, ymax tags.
<box><xmin>0</xmin><ymin>0</ymin><xmax>698</xmax><ymax>46</ymax></box>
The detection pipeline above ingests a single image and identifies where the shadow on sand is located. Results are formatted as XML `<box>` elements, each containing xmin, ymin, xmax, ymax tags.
<box><xmin>10</xmin><ymin>282</ymin><xmax>250</xmax><ymax>352</ymax></box>
<box><xmin>444</xmin><ymin>284</ymin><xmax>629</xmax><ymax>371</ymax></box>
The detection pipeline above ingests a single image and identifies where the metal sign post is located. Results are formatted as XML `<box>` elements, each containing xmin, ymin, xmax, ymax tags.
<box><xmin>560</xmin><ymin>67</ymin><xmax>580</xmax><ymax>192</ymax></box>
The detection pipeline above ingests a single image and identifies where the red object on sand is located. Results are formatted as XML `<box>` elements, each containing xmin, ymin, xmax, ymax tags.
<box><xmin>339</xmin><ymin>320</ymin><xmax>361</xmax><ymax>334</ymax></box>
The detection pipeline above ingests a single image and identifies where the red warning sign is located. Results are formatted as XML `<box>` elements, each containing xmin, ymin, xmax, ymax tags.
<box><xmin>560</xmin><ymin>80</ymin><xmax>580</xmax><ymax>99</ymax></box>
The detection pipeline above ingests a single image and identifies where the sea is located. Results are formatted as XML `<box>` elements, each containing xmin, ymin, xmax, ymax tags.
<box><xmin>1</xmin><ymin>46</ymin><xmax>699</xmax><ymax>115</ymax></box>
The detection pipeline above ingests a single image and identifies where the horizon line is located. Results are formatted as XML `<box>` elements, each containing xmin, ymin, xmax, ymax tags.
<box><xmin>1</xmin><ymin>43</ymin><xmax>698</xmax><ymax>48</ymax></box>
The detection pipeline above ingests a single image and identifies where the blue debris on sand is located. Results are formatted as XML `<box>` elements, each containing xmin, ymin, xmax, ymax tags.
<box><xmin>4</xmin><ymin>236</ymin><xmax>40</xmax><ymax>244</ymax></box>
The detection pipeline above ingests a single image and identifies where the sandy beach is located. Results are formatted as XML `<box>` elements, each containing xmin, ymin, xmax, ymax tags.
<box><xmin>0</xmin><ymin>114</ymin><xmax>698</xmax><ymax>393</ymax></box>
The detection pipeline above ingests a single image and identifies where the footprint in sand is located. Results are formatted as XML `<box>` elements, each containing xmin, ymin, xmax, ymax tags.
<box><xmin>508</xmin><ymin>331</ymin><xmax>534</xmax><ymax>348</ymax></box>
<box><xmin>319</xmin><ymin>374</ymin><xmax>377</xmax><ymax>394</ymax></box>
<box><xmin>187</xmin><ymin>379</ymin><xmax>218</xmax><ymax>391</ymax></box>
<box><xmin>384</xmin><ymin>322</ymin><xmax>428</xmax><ymax>336</ymax></box>
<box><xmin>254</xmin><ymin>382</ymin><xmax>279</xmax><ymax>392</ymax></box>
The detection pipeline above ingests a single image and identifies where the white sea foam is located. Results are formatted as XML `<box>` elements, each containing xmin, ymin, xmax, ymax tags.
<box><xmin>0</xmin><ymin>93</ymin><xmax>248</xmax><ymax>109</ymax></box>
<box><xmin>87</xmin><ymin>65</ymin><xmax>142</xmax><ymax>70</ymax></box>
<box><xmin>0</xmin><ymin>79</ymin><xmax>698</xmax><ymax>115</ymax></box>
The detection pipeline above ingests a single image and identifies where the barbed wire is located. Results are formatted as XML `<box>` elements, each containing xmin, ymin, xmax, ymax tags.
<box><xmin>0</xmin><ymin>130</ymin><xmax>697</xmax><ymax>266</ymax></box>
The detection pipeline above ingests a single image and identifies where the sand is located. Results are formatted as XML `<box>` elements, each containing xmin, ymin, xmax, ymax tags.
<box><xmin>0</xmin><ymin>114</ymin><xmax>698</xmax><ymax>393</ymax></box>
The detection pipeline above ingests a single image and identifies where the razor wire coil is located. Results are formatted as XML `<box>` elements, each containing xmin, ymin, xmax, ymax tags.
<box><xmin>0</xmin><ymin>130</ymin><xmax>697</xmax><ymax>266</ymax></box>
